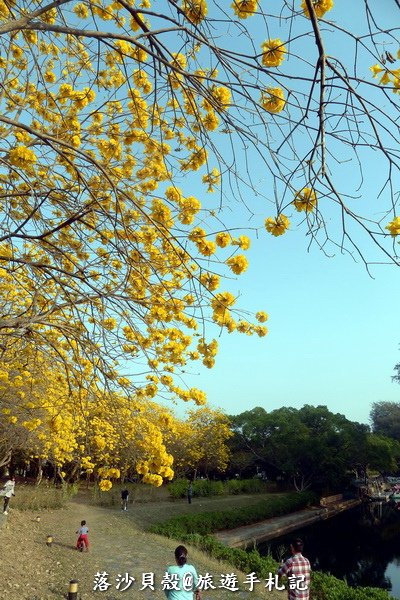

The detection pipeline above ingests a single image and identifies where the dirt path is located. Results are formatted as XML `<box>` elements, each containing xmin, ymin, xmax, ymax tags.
<box><xmin>0</xmin><ymin>496</ymin><xmax>286</xmax><ymax>600</ymax></box>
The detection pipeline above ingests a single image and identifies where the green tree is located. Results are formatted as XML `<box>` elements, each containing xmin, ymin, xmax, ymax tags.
<box><xmin>362</xmin><ymin>434</ymin><xmax>400</xmax><ymax>474</ymax></box>
<box><xmin>230</xmin><ymin>404</ymin><xmax>371</xmax><ymax>491</ymax></box>
<box><xmin>370</xmin><ymin>401</ymin><xmax>400</xmax><ymax>441</ymax></box>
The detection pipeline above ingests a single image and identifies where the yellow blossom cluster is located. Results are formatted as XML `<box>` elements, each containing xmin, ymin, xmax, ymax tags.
<box><xmin>370</xmin><ymin>49</ymin><xmax>400</xmax><ymax>93</ymax></box>
<box><xmin>233</xmin><ymin>235</ymin><xmax>251</xmax><ymax>250</ymax></box>
<box><xmin>200</xmin><ymin>272</ymin><xmax>220</xmax><ymax>291</ymax></box>
<box><xmin>216</xmin><ymin>232</ymin><xmax>232</xmax><ymax>248</ymax></box>
<box><xmin>226</xmin><ymin>254</ymin><xmax>249</xmax><ymax>274</ymax></box>
<box><xmin>207</xmin><ymin>86</ymin><xmax>232</xmax><ymax>111</ymax></box>
<box><xmin>164</xmin><ymin>187</ymin><xmax>202</xmax><ymax>225</ymax></box>
<box><xmin>261</xmin><ymin>39</ymin><xmax>287</xmax><ymax>67</ymax></box>
<box><xmin>301</xmin><ymin>0</ymin><xmax>334</xmax><ymax>19</ymax></box>
<box><xmin>0</xmin><ymin>0</ymin><xmax>14</xmax><ymax>19</ymax></box>
<box><xmin>293</xmin><ymin>188</ymin><xmax>318</xmax><ymax>213</ymax></box>
<box><xmin>265</xmin><ymin>214</ymin><xmax>291</xmax><ymax>236</ymax></box>
<box><xmin>182</xmin><ymin>0</ymin><xmax>208</xmax><ymax>24</ymax></box>
<box><xmin>256</xmin><ymin>311</ymin><xmax>269</xmax><ymax>323</ymax></box>
<box><xmin>386</xmin><ymin>216</ymin><xmax>400</xmax><ymax>236</ymax></box>
<box><xmin>231</xmin><ymin>0</ymin><xmax>258</xmax><ymax>19</ymax></box>
<box><xmin>8</xmin><ymin>145</ymin><xmax>37</xmax><ymax>168</ymax></box>
<box><xmin>202</xmin><ymin>167</ymin><xmax>221</xmax><ymax>192</ymax></box>
<box><xmin>99</xmin><ymin>479</ymin><xmax>113</xmax><ymax>491</ymax></box>
<box><xmin>260</xmin><ymin>87</ymin><xmax>286</xmax><ymax>113</ymax></box>
<box><xmin>188</xmin><ymin>226</ymin><xmax>217</xmax><ymax>256</ymax></box>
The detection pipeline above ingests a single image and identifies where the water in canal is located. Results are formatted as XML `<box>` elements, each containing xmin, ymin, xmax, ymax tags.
<box><xmin>257</xmin><ymin>501</ymin><xmax>400</xmax><ymax>598</ymax></box>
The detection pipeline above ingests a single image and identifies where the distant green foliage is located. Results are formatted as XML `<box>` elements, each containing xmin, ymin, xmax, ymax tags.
<box><xmin>167</xmin><ymin>478</ymin><xmax>189</xmax><ymax>499</ymax></box>
<box><xmin>12</xmin><ymin>483</ymin><xmax>78</xmax><ymax>511</ymax></box>
<box><xmin>167</xmin><ymin>478</ymin><xmax>268</xmax><ymax>499</ymax></box>
<box><xmin>228</xmin><ymin>405</ymin><xmax>390</xmax><ymax>492</ymax></box>
<box><xmin>151</xmin><ymin>491</ymin><xmax>314</xmax><ymax>535</ymax></box>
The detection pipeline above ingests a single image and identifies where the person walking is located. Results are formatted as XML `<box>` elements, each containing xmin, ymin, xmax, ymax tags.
<box><xmin>1</xmin><ymin>476</ymin><xmax>16</xmax><ymax>515</ymax></box>
<box><xmin>76</xmin><ymin>519</ymin><xmax>90</xmax><ymax>551</ymax></box>
<box><xmin>121</xmin><ymin>488</ymin><xmax>129</xmax><ymax>511</ymax></box>
<box><xmin>187</xmin><ymin>481</ymin><xmax>193</xmax><ymax>504</ymax></box>
<box><xmin>164</xmin><ymin>545</ymin><xmax>201</xmax><ymax>600</ymax></box>
<box><xmin>277</xmin><ymin>537</ymin><xmax>311</xmax><ymax>600</ymax></box>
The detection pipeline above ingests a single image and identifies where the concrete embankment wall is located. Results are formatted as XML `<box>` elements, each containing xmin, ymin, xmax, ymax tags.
<box><xmin>215</xmin><ymin>498</ymin><xmax>361</xmax><ymax>548</ymax></box>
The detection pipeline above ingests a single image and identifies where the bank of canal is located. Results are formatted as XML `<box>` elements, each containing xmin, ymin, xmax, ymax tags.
<box><xmin>258</xmin><ymin>501</ymin><xmax>400</xmax><ymax>598</ymax></box>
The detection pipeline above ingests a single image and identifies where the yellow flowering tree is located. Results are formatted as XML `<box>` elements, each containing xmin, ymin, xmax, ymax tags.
<box><xmin>0</xmin><ymin>343</ymin><xmax>177</xmax><ymax>486</ymax></box>
<box><xmin>165</xmin><ymin>407</ymin><xmax>233</xmax><ymax>478</ymax></box>
<box><xmin>0</xmin><ymin>1</ymin><xmax>398</xmax><ymax>362</ymax></box>
<box><xmin>0</xmin><ymin>342</ymin><xmax>82</xmax><ymax>478</ymax></box>
<box><xmin>0</xmin><ymin>0</ymin><xmax>399</xmax><ymax>479</ymax></box>
<box><xmin>0</xmin><ymin>344</ymin><xmax>230</xmax><ymax>487</ymax></box>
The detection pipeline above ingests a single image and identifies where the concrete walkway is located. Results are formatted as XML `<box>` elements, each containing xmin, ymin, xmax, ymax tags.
<box><xmin>215</xmin><ymin>499</ymin><xmax>361</xmax><ymax>548</ymax></box>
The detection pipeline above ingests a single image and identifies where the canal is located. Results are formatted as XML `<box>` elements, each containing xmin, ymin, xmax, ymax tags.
<box><xmin>257</xmin><ymin>501</ymin><xmax>400</xmax><ymax>598</ymax></box>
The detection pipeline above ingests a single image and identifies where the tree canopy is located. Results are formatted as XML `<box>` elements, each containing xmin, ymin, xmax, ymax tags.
<box><xmin>0</xmin><ymin>0</ymin><xmax>399</xmax><ymax>483</ymax></box>
<box><xmin>229</xmin><ymin>404</ymin><xmax>399</xmax><ymax>490</ymax></box>
<box><xmin>370</xmin><ymin>401</ymin><xmax>400</xmax><ymax>441</ymax></box>
<box><xmin>0</xmin><ymin>340</ymin><xmax>231</xmax><ymax>488</ymax></box>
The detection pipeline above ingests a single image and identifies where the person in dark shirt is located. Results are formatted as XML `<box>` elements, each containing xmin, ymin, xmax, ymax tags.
<box><xmin>121</xmin><ymin>488</ymin><xmax>129</xmax><ymax>511</ymax></box>
<box><xmin>187</xmin><ymin>481</ymin><xmax>193</xmax><ymax>504</ymax></box>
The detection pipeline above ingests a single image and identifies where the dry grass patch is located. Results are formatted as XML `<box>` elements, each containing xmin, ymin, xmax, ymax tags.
<box><xmin>0</xmin><ymin>495</ymin><xmax>286</xmax><ymax>599</ymax></box>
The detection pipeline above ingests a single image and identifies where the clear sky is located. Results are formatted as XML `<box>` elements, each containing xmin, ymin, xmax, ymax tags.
<box><xmin>182</xmin><ymin>230</ymin><xmax>400</xmax><ymax>426</ymax></box>
<box><xmin>175</xmin><ymin>0</ymin><xmax>400</xmax><ymax>427</ymax></box>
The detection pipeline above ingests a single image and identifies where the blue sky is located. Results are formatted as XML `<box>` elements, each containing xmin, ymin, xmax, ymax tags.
<box><xmin>175</xmin><ymin>0</ymin><xmax>400</xmax><ymax>426</ymax></box>
<box><xmin>182</xmin><ymin>229</ymin><xmax>400</xmax><ymax>426</ymax></box>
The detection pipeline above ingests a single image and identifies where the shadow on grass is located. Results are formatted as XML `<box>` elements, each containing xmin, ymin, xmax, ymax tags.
<box><xmin>52</xmin><ymin>541</ymin><xmax>77</xmax><ymax>550</ymax></box>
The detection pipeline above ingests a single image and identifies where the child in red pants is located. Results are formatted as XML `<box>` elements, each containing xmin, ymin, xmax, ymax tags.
<box><xmin>76</xmin><ymin>520</ymin><xmax>89</xmax><ymax>551</ymax></box>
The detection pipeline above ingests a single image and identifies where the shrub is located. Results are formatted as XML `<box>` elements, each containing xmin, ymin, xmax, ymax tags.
<box><xmin>236</xmin><ymin>479</ymin><xmax>267</xmax><ymax>494</ymax></box>
<box><xmin>167</xmin><ymin>478</ymin><xmax>269</xmax><ymax>499</ymax></box>
<box><xmin>151</xmin><ymin>491</ymin><xmax>314</xmax><ymax>536</ymax></box>
<box><xmin>311</xmin><ymin>572</ymin><xmax>394</xmax><ymax>600</ymax></box>
<box><xmin>168</xmin><ymin>479</ymin><xmax>189</xmax><ymax>499</ymax></box>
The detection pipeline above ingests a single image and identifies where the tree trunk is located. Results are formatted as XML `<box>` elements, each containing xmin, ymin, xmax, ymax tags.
<box><xmin>69</xmin><ymin>462</ymin><xmax>80</xmax><ymax>482</ymax></box>
<box><xmin>36</xmin><ymin>458</ymin><xmax>43</xmax><ymax>486</ymax></box>
<box><xmin>0</xmin><ymin>448</ymin><xmax>12</xmax><ymax>469</ymax></box>
<box><xmin>56</xmin><ymin>466</ymin><xmax>65</xmax><ymax>484</ymax></box>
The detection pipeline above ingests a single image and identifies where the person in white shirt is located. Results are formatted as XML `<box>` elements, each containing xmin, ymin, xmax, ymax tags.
<box><xmin>1</xmin><ymin>476</ymin><xmax>16</xmax><ymax>515</ymax></box>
